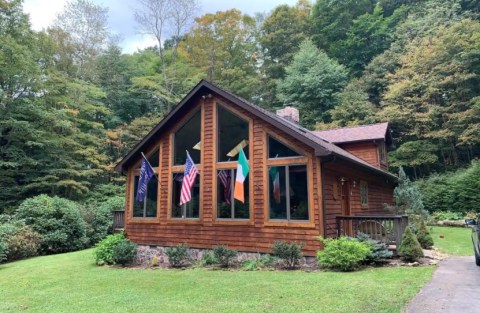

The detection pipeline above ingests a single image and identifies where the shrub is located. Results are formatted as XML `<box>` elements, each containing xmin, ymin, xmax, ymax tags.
<box><xmin>79</xmin><ymin>203</ymin><xmax>113</xmax><ymax>247</ymax></box>
<box><xmin>398</xmin><ymin>227</ymin><xmax>424</xmax><ymax>262</ymax></box>
<box><xmin>15</xmin><ymin>195</ymin><xmax>87</xmax><ymax>254</ymax></box>
<box><xmin>241</xmin><ymin>254</ymin><xmax>277</xmax><ymax>271</ymax></box>
<box><xmin>432</xmin><ymin>211</ymin><xmax>463</xmax><ymax>221</ymax></box>
<box><xmin>200</xmin><ymin>251</ymin><xmax>217</xmax><ymax>266</ymax></box>
<box><xmin>416</xmin><ymin>220</ymin><xmax>434</xmax><ymax>249</ymax></box>
<box><xmin>213</xmin><ymin>245</ymin><xmax>238</xmax><ymax>268</ymax></box>
<box><xmin>112</xmin><ymin>240</ymin><xmax>136</xmax><ymax>266</ymax></box>
<box><xmin>272</xmin><ymin>241</ymin><xmax>304</xmax><ymax>269</ymax></box>
<box><xmin>151</xmin><ymin>255</ymin><xmax>159</xmax><ymax>267</ymax></box>
<box><xmin>317</xmin><ymin>237</ymin><xmax>371</xmax><ymax>271</ymax></box>
<box><xmin>356</xmin><ymin>232</ymin><xmax>393</xmax><ymax>264</ymax></box>
<box><xmin>94</xmin><ymin>233</ymin><xmax>128</xmax><ymax>265</ymax></box>
<box><xmin>0</xmin><ymin>241</ymin><xmax>7</xmax><ymax>263</ymax></box>
<box><xmin>5</xmin><ymin>226</ymin><xmax>41</xmax><ymax>261</ymax></box>
<box><xmin>165</xmin><ymin>244</ymin><xmax>190</xmax><ymax>268</ymax></box>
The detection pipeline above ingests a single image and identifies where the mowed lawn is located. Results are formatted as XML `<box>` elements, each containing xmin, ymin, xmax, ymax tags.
<box><xmin>0</xmin><ymin>249</ymin><xmax>434</xmax><ymax>313</ymax></box>
<box><xmin>431</xmin><ymin>226</ymin><xmax>473</xmax><ymax>256</ymax></box>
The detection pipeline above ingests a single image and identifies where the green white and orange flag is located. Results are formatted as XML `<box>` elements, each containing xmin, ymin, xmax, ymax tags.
<box><xmin>233</xmin><ymin>147</ymin><xmax>250</xmax><ymax>203</ymax></box>
<box><xmin>269</xmin><ymin>167</ymin><xmax>281</xmax><ymax>204</ymax></box>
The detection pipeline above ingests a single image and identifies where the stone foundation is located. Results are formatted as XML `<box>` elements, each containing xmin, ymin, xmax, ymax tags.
<box><xmin>135</xmin><ymin>245</ymin><xmax>317</xmax><ymax>268</ymax></box>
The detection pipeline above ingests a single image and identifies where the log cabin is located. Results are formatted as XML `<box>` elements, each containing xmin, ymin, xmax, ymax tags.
<box><xmin>114</xmin><ymin>80</ymin><xmax>401</xmax><ymax>256</ymax></box>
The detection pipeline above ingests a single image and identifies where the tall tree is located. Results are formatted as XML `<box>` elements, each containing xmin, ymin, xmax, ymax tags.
<box><xmin>277</xmin><ymin>40</ymin><xmax>348</xmax><ymax>129</ymax></box>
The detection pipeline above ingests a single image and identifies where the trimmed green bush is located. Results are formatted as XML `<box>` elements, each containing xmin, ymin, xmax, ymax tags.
<box><xmin>398</xmin><ymin>227</ymin><xmax>424</xmax><ymax>262</ymax></box>
<box><xmin>15</xmin><ymin>195</ymin><xmax>87</xmax><ymax>254</ymax></box>
<box><xmin>165</xmin><ymin>244</ymin><xmax>190</xmax><ymax>267</ymax></box>
<box><xmin>356</xmin><ymin>232</ymin><xmax>393</xmax><ymax>264</ymax></box>
<box><xmin>94</xmin><ymin>233</ymin><xmax>128</xmax><ymax>265</ymax></box>
<box><xmin>416</xmin><ymin>220</ymin><xmax>434</xmax><ymax>249</ymax></box>
<box><xmin>213</xmin><ymin>245</ymin><xmax>238</xmax><ymax>268</ymax></box>
<box><xmin>272</xmin><ymin>241</ymin><xmax>304</xmax><ymax>269</ymax></box>
<box><xmin>317</xmin><ymin>237</ymin><xmax>371</xmax><ymax>271</ymax></box>
<box><xmin>112</xmin><ymin>240</ymin><xmax>136</xmax><ymax>266</ymax></box>
<box><xmin>200</xmin><ymin>251</ymin><xmax>217</xmax><ymax>266</ymax></box>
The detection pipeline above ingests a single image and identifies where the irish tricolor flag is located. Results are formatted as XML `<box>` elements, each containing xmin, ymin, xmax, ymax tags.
<box><xmin>234</xmin><ymin>147</ymin><xmax>250</xmax><ymax>203</ymax></box>
<box><xmin>269</xmin><ymin>167</ymin><xmax>281</xmax><ymax>204</ymax></box>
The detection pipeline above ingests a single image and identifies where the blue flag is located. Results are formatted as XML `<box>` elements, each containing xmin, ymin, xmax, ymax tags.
<box><xmin>136</xmin><ymin>156</ymin><xmax>155</xmax><ymax>202</ymax></box>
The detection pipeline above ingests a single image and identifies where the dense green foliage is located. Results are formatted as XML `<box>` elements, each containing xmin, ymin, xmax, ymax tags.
<box><xmin>417</xmin><ymin>160</ymin><xmax>480</xmax><ymax>213</ymax></box>
<box><xmin>272</xmin><ymin>240</ymin><xmax>304</xmax><ymax>269</ymax></box>
<box><xmin>165</xmin><ymin>244</ymin><xmax>190</xmax><ymax>268</ymax></box>
<box><xmin>112</xmin><ymin>240</ymin><xmax>136</xmax><ymax>266</ymax></box>
<box><xmin>241</xmin><ymin>254</ymin><xmax>277</xmax><ymax>271</ymax></box>
<box><xmin>0</xmin><ymin>249</ymin><xmax>435</xmax><ymax>312</ymax></box>
<box><xmin>432</xmin><ymin>211</ymin><xmax>464</xmax><ymax>221</ymax></box>
<box><xmin>317</xmin><ymin>237</ymin><xmax>371</xmax><ymax>271</ymax></box>
<box><xmin>416</xmin><ymin>220</ymin><xmax>434</xmax><ymax>249</ymax></box>
<box><xmin>94</xmin><ymin>232</ymin><xmax>128</xmax><ymax>265</ymax></box>
<box><xmin>0</xmin><ymin>0</ymin><xmax>479</xmax><ymax>212</ymax></box>
<box><xmin>398</xmin><ymin>227</ymin><xmax>424</xmax><ymax>262</ymax></box>
<box><xmin>212</xmin><ymin>245</ymin><xmax>238</xmax><ymax>268</ymax></box>
<box><xmin>356</xmin><ymin>232</ymin><xmax>393</xmax><ymax>264</ymax></box>
<box><xmin>15</xmin><ymin>195</ymin><xmax>87</xmax><ymax>253</ymax></box>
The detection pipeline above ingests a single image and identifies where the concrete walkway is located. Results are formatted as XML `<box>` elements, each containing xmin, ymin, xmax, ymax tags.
<box><xmin>405</xmin><ymin>256</ymin><xmax>480</xmax><ymax>313</ymax></box>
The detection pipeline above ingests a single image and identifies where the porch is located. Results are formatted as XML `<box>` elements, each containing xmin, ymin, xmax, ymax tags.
<box><xmin>336</xmin><ymin>215</ymin><xmax>409</xmax><ymax>248</ymax></box>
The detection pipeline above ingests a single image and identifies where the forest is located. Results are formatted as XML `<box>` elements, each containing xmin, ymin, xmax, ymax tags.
<box><xmin>1</xmin><ymin>0</ymin><xmax>479</xmax><ymax>212</ymax></box>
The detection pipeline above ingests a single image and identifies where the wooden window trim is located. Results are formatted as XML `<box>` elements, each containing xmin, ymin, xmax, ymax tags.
<box><xmin>360</xmin><ymin>180</ymin><xmax>369</xmax><ymax>208</ymax></box>
<box><xmin>379</xmin><ymin>141</ymin><xmax>387</xmax><ymax>165</ymax></box>
<box><xmin>263</xmin><ymin>131</ymin><xmax>315</xmax><ymax>228</ymax></box>
<box><xmin>212</xmin><ymin>102</ymin><xmax>254</xmax><ymax>225</ymax></box>
<box><xmin>127</xmin><ymin>144</ymin><xmax>161</xmax><ymax>223</ymax></box>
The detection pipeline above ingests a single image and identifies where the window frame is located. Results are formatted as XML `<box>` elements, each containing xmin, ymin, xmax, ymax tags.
<box><xmin>129</xmin><ymin>146</ymin><xmax>160</xmax><ymax>221</ymax></box>
<box><xmin>379</xmin><ymin>141</ymin><xmax>387</xmax><ymax>164</ymax></box>
<box><xmin>264</xmin><ymin>132</ymin><xmax>314</xmax><ymax>227</ymax></box>
<box><xmin>172</xmin><ymin>108</ymin><xmax>202</xmax><ymax>166</ymax></box>
<box><xmin>213</xmin><ymin>102</ymin><xmax>253</xmax><ymax>224</ymax></box>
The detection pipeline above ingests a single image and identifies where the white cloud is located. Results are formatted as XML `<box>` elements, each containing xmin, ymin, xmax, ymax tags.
<box><xmin>23</xmin><ymin>0</ymin><xmax>67</xmax><ymax>31</ymax></box>
<box><xmin>122</xmin><ymin>35</ymin><xmax>158</xmax><ymax>54</ymax></box>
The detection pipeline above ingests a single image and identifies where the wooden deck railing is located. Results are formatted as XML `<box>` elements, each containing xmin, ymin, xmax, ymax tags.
<box><xmin>113</xmin><ymin>210</ymin><xmax>125</xmax><ymax>232</ymax></box>
<box><xmin>336</xmin><ymin>215</ymin><xmax>408</xmax><ymax>247</ymax></box>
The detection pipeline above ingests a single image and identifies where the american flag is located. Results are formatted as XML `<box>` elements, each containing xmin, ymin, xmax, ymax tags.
<box><xmin>218</xmin><ymin>170</ymin><xmax>231</xmax><ymax>205</ymax></box>
<box><xmin>179</xmin><ymin>151</ymin><xmax>199</xmax><ymax>205</ymax></box>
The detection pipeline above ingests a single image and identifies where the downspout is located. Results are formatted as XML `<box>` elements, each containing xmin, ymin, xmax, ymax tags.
<box><xmin>321</xmin><ymin>155</ymin><xmax>336</xmax><ymax>238</ymax></box>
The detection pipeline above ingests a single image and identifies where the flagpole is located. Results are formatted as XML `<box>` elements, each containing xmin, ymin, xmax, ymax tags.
<box><xmin>141</xmin><ymin>152</ymin><xmax>160</xmax><ymax>182</ymax></box>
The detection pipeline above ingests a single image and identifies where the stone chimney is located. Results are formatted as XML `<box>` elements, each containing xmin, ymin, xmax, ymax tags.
<box><xmin>276</xmin><ymin>106</ymin><xmax>299</xmax><ymax>124</ymax></box>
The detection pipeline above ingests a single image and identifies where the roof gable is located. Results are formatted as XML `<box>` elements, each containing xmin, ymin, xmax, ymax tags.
<box><xmin>115</xmin><ymin>80</ymin><xmax>396</xmax><ymax>180</ymax></box>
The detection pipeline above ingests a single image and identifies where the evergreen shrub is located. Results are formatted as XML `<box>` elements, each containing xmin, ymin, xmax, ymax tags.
<box><xmin>272</xmin><ymin>241</ymin><xmax>304</xmax><ymax>269</ymax></box>
<box><xmin>213</xmin><ymin>245</ymin><xmax>238</xmax><ymax>268</ymax></box>
<box><xmin>317</xmin><ymin>237</ymin><xmax>371</xmax><ymax>271</ymax></box>
<box><xmin>94</xmin><ymin>233</ymin><xmax>128</xmax><ymax>265</ymax></box>
<box><xmin>398</xmin><ymin>227</ymin><xmax>424</xmax><ymax>262</ymax></box>
<box><xmin>356</xmin><ymin>232</ymin><xmax>393</xmax><ymax>264</ymax></box>
<box><xmin>416</xmin><ymin>220</ymin><xmax>434</xmax><ymax>249</ymax></box>
<box><xmin>165</xmin><ymin>244</ymin><xmax>190</xmax><ymax>267</ymax></box>
<box><xmin>112</xmin><ymin>240</ymin><xmax>136</xmax><ymax>266</ymax></box>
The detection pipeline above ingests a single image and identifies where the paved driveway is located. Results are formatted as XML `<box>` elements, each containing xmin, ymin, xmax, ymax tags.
<box><xmin>405</xmin><ymin>256</ymin><xmax>480</xmax><ymax>313</ymax></box>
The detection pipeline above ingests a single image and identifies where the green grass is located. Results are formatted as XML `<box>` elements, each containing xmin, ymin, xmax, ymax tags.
<box><xmin>431</xmin><ymin>226</ymin><xmax>473</xmax><ymax>256</ymax></box>
<box><xmin>0</xmin><ymin>249</ymin><xmax>434</xmax><ymax>313</ymax></box>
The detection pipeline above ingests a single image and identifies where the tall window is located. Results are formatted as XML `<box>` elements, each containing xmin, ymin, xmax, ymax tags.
<box><xmin>217</xmin><ymin>104</ymin><xmax>249</xmax><ymax>162</ymax></box>
<box><xmin>267</xmin><ymin>136</ymin><xmax>309</xmax><ymax>221</ymax></box>
<box><xmin>132</xmin><ymin>149</ymin><xmax>159</xmax><ymax>218</ymax></box>
<box><xmin>379</xmin><ymin>142</ymin><xmax>386</xmax><ymax>163</ymax></box>
<box><xmin>215</xmin><ymin>104</ymin><xmax>250</xmax><ymax>220</ymax></box>
<box><xmin>360</xmin><ymin>181</ymin><xmax>368</xmax><ymax>207</ymax></box>
<box><xmin>172</xmin><ymin>110</ymin><xmax>202</xmax><ymax>219</ymax></box>
<box><xmin>217</xmin><ymin>169</ymin><xmax>249</xmax><ymax>219</ymax></box>
<box><xmin>174</xmin><ymin>110</ymin><xmax>201</xmax><ymax>165</ymax></box>
<box><xmin>172</xmin><ymin>173</ymin><xmax>200</xmax><ymax>218</ymax></box>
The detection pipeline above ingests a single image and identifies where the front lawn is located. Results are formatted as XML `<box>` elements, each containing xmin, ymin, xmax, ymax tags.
<box><xmin>0</xmin><ymin>249</ymin><xmax>434</xmax><ymax>313</ymax></box>
<box><xmin>431</xmin><ymin>226</ymin><xmax>473</xmax><ymax>256</ymax></box>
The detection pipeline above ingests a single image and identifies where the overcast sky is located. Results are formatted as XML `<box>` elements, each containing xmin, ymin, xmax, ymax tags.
<box><xmin>23</xmin><ymin>0</ymin><xmax>298</xmax><ymax>54</ymax></box>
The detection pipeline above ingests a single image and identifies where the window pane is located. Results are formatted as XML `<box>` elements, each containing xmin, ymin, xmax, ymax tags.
<box><xmin>289</xmin><ymin>165</ymin><xmax>309</xmax><ymax>221</ymax></box>
<box><xmin>234</xmin><ymin>171</ymin><xmax>249</xmax><ymax>219</ymax></box>
<box><xmin>174</xmin><ymin>110</ymin><xmax>201</xmax><ymax>165</ymax></box>
<box><xmin>172</xmin><ymin>173</ymin><xmax>200</xmax><ymax>218</ymax></box>
<box><xmin>268</xmin><ymin>136</ymin><xmax>301</xmax><ymax>158</ymax></box>
<box><xmin>217</xmin><ymin>169</ymin><xmax>233</xmax><ymax>218</ymax></box>
<box><xmin>146</xmin><ymin>178</ymin><xmax>158</xmax><ymax>217</ymax></box>
<box><xmin>269</xmin><ymin>166</ymin><xmax>287</xmax><ymax>220</ymax></box>
<box><xmin>148</xmin><ymin>149</ymin><xmax>160</xmax><ymax>167</ymax></box>
<box><xmin>132</xmin><ymin>176</ymin><xmax>143</xmax><ymax>217</ymax></box>
<box><xmin>217</xmin><ymin>105</ymin><xmax>249</xmax><ymax>162</ymax></box>
<box><xmin>132</xmin><ymin>175</ymin><xmax>157</xmax><ymax>218</ymax></box>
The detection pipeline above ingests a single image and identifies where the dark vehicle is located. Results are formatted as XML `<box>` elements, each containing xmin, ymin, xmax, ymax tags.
<box><xmin>465</xmin><ymin>216</ymin><xmax>480</xmax><ymax>266</ymax></box>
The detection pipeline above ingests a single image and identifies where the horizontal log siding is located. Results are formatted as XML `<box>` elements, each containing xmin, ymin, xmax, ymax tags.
<box><xmin>323</xmin><ymin>159</ymin><xmax>395</xmax><ymax>237</ymax></box>
<box><xmin>125</xmin><ymin>95</ymin><xmax>323</xmax><ymax>256</ymax></box>
<box><xmin>339</xmin><ymin>142</ymin><xmax>380</xmax><ymax>168</ymax></box>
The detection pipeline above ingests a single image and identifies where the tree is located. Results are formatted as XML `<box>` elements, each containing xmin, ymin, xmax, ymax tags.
<box><xmin>393</xmin><ymin>168</ymin><xmax>428</xmax><ymax>223</ymax></box>
<box><xmin>277</xmin><ymin>40</ymin><xmax>348</xmax><ymax>128</ymax></box>
<box><xmin>134</xmin><ymin>0</ymin><xmax>199</xmax><ymax>91</ymax></box>
<box><xmin>52</xmin><ymin>0</ymin><xmax>110</xmax><ymax>80</ymax></box>
<box><xmin>181</xmin><ymin>9</ymin><xmax>260</xmax><ymax>101</ymax></box>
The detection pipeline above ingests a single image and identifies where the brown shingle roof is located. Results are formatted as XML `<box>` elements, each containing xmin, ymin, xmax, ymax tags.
<box><xmin>313</xmin><ymin>123</ymin><xmax>389</xmax><ymax>144</ymax></box>
<box><xmin>115</xmin><ymin>80</ymin><xmax>396</xmax><ymax>180</ymax></box>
